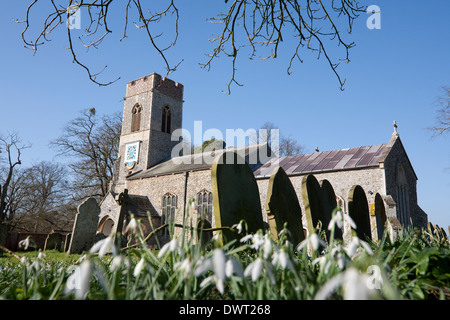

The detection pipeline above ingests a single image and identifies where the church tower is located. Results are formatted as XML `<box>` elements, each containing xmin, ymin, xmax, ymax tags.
<box><xmin>111</xmin><ymin>73</ymin><xmax>184</xmax><ymax>193</ymax></box>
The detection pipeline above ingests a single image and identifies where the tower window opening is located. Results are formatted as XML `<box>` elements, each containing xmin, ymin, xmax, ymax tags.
<box><xmin>131</xmin><ymin>104</ymin><xmax>142</xmax><ymax>132</ymax></box>
<box><xmin>161</xmin><ymin>106</ymin><xmax>171</xmax><ymax>133</ymax></box>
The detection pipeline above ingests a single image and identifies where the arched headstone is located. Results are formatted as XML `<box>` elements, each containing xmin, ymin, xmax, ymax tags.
<box><xmin>301</xmin><ymin>174</ymin><xmax>341</xmax><ymax>240</ymax></box>
<box><xmin>372</xmin><ymin>193</ymin><xmax>387</xmax><ymax>241</ymax></box>
<box><xmin>348</xmin><ymin>185</ymin><xmax>372</xmax><ymax>240</ymax></box>
<box><xmin>211</xmin><ymin>151</ymin><xmax>265</xmax><ymax>244</ymax></box>
<box><xmin>266</xmin><ymin>166</ymin><xmax>305</xmax><ymax>246</ymax></box>
<box><xmin>68</xmin><ymin>197</ymin><xmax>101</xmax><ymax>254</ymax></box>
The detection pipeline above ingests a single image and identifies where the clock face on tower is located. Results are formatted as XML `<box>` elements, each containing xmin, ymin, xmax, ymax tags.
<box><xmin>125</xmin><ymin>142</ymin><xmax>140</xmax><ymax>167</ymax></box>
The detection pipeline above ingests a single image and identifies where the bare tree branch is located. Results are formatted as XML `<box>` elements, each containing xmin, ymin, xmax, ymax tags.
<box><xmin>15</xmin><ymin>1</ymin><xmax>365</xmax><ymax>92</ymax></box>
<box><xmin>429</xmin><ymin>86</ymin><xmax>450</xmax><ymax>137</ymax></box>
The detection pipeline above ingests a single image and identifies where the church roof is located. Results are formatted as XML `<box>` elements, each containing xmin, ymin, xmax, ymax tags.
<box><xmin>128</xmin><ymin>143</ymin><xmax>271</xmax><ymax>179</ymax></box>
<box><xmin>125</xmin><ymin>194</ymin><xmax>160</xmax><ymax>217</ymax></box>
<box><xmin>254</xmin><ymin>143</ymin><xmax>388</xmax><ymax>178</ymax></box>
<box><xmin>128</xmin><ymin>131</ymin><xmax>417</xmax><ymax>181</ymax></box>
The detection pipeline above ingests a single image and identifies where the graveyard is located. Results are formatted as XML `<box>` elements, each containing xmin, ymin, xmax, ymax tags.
<box><xmin>0</xmin><ymin>150</ymin><xmax>449</xmax><ymax>301</ymax></box>
<box><xmin>1</xmin><ymin>1</ymin><xmax>449</xmax><ymax>304</ymax></box>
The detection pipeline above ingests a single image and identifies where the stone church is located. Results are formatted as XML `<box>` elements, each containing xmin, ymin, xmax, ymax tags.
<box><xmin>97</xmin><ymin>72</ymin><xmax>428</xmax><ymax>245</ymax></box>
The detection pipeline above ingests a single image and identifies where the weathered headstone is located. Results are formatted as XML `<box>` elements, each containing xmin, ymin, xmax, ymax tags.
<box><xmin>348</xmin><ymin>185</ymin><xmax>372</xmax><ymax>240</ymax></box>
<box><xmin>44</xmin><ymin>232</ymin><xmax>63</xmax><ymax>251</ymax></box>
<box><xmin>211</xmin><ymin>151</ymin><xmax>265</xmax><ymax>244</ymax></box>
<box><xmin>301</xmin><ymin>174</ymin><xmax>341</xmax><ymax>240</ymax></box>
<box><xmin>67</xmin><ymin>197</ymin><xmax>101</xmax><ymax>254</ymax></box>
<box><xmin>371</xmin><ymin>193</ymin><xmax>387</xmax><ymax>241</ymax></box>
<box><xmin>266</xmin><ymin>166</ymin><xmax>305</xmax><ymax>246</ymax></box>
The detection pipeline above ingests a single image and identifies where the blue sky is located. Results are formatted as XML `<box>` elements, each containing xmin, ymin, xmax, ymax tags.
<box><xmin>0</xmin><ymin>1</ymin><xmax>449</xmax><ymax>228</ymax></box>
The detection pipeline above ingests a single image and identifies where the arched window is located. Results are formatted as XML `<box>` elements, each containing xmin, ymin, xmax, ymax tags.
<box><xmin>396</xmin><ymin>163</ymin><xmax>410</xmax><ymax>226</ymax></box>
<box><xmin>161</xmin><ymin>106</ymin><xmax>171</xmax><ymax>133</ymax></box>
<box><xmin>197</xmin><ymin>190</ymin><xmax>213</xmax><ymax>222</ymax></box>
<box><xmin>161</xmin><ymin>193</ymin><xmax>177</xmax><ymax>236</ymax></box>
<box><xmin>131</xmin><ymin>104</ymin><xmax>142</xmax><ymax>132</ymax></box>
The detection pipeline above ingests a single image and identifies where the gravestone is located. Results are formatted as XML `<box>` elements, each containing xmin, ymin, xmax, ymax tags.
<box><xmin>348</xmin><ymin>185</ymin><xmax>372</xmax><ymax>240</ymax></box>
<box><xmin>44</xmin><ymin>232</ymin><xmax>63</xmax><ymax>251</ymax></box>
<box><xmin>211</xmin><ymin>151</ymin><xmax>265</xmax><ymax>244</ymax></box>
<box><xmin>67</xmin><ymin>197</ymin><xmax>101</xmax><ymax>254</ymax></box>
<box><xmin>266</xmin><ymin>166</ymin><xmax>305</xmax><ymax>246</ymax></box>
<box><xmin>301</xmin><ymin>174</ymin><xmax>342</xmax><ymax>240</ymax></box>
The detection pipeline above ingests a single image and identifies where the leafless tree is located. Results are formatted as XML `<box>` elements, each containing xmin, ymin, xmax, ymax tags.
<box><xmin>50</xmin><ymin>108</ymin><xmax>122</xmax><ymax>201</ymax></box>
<box><xmin>15</xmin><ymin>1</ymin><xmax>366</xmax><ymax>93</ymax></box>
<box><xmin>7</xmin><ymin>161</ymin><xmax>75</xmax><ymax>233</ymax></box>
<box><xmin>280</xmin><ymin>135</ymin><xmax>304</xmax><ymax>156</ymax></box>
<box><xmin>0</xmin><ymin>134</ymin><xmax>30</xmax><ymax>223</ymax></box>
<box><xmin>254</xmin><ymin>121</ymin><xmax>304</xmax><ymax>156</ymax></box>
<box><xmin>429</xmin><ymin>86</ymin><xmax>450</xmax><ymax>137</ymax></box>
<box><xmin>0</xmin><ymin>133</ymin><xmax>30</xmax><ymax>246</ymax></box>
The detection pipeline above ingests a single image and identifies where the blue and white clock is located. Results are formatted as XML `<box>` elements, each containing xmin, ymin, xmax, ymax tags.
<box><xmin>125</xmin><ymin>141</ymin><xmax>140</xmax><ymax>168</ymax></box>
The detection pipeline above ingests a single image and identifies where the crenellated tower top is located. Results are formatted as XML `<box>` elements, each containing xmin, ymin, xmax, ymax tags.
<box><xmin>125</xmin><ymin>73</ymin><xmax>184</xmax><ymax>101</ymax></box>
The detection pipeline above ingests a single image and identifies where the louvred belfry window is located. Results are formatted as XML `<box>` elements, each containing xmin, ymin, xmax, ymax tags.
<box><xmin>131</xmin><ymin>104</ymin><xmax>142</xmax><ymax>132</ymax></box>
<box><xmin>161</xmin><ymin>106</ymin><xmax>171</xmax><ymax>133</ymax></box>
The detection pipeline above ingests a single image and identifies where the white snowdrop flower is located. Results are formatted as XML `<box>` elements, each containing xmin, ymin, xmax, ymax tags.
<box><xmin>213</xmin><ymin>249</ymin><xmax>226</xmax><ymax>282</ymax></box>
<box><xmin>31</xmin><ymin>256</ymin><xmax>45</xmax><ymax>271</ymax></box>
<box><xmin>359</xmin><ymin>239</ymin><xmax>374</xmax><ymax>256</ymax></box>
<box><xmin>263</xmin><ymin>236</ymin><xmax>273</xmax><ymax>260</ymax></box>
<box><xmin>157</xmin><ymin>239</ymin><xmax>181</xmax><ymax>258</ymax></box>
<box><xmin>344</xmin><ymin>214</ymin><xmax>357</xmax><ymax>230</ymax></box>
<box><xmin>244</xmin><ymin>258</ymin><xmax>263</xmax><ymax>282</ymax></box>
<box><xmin>342</xmin><ymin>268</ymin><xmax>371</xmax><ymax>300</ymax></box>
<box><xmin>225</xmin><ymin>257</ymin><xmax>244</xmax><ymax>278</ymax></box>
<box><xmin>297</xmin><ymin>233</ymin><xmax>327</xmax><ymax>252</ymax></box>
<box><xmin>133</xmin><ymin>258</ymin><xmax>145</xmax><ymax>277</ymax></box>
<box><xmin>315</xmin><ymin>268</ymin><xmax>373</xmax><ymax>300</ymax></box>
<box><xmin>345</xmin><ymin>236</ymin><xmax>360</xmax><ymax>257</ymax></box>
<box><xmin>64</xmin><ymin>260</ymin><xmax>92</xmax><ymax>299</ymax></box>
<box><xmin>313</xmin><ymin>256</ymin><xmax>332</xmax><ymax>274</ymax></box>
<box><xmin>314</xmin><ymin>273</ymin><xmax>343</xmax><ymax>300</ymax></box>
<box><xmin>110</xmin><ymin>255</ymin><xmax>129</xmax><ymax>272</ymax></box>
<box><xmin>328</xmin><ymin>210</ymin><xmax>344</xmax><ymax>230</ymax></box>
<box><xmin>346</xmin><ymin>236</ymin><xmax>373</xmax><ymax>257</ymax></box>
<box><xmin>19</xmin><ymin>237</ymin><xmax>31</xmax><ymax>251</ymax></box>
<box><xmin>90</xmin><ymin>236</ymin><xmax>116</xmax><ymax>258</ymax></box>
<box><xmin>277</xmin><ymin>249</ymin><xmax>295</xmax><ymax>272</ymax></box>
<box><xmin>240</xmin><ymin>234</ymin><xmax>253</xmax><ymax>243</ymax></box>
<box><xmin>124</xmin><ymin>217</ymin><xmax>138</xmax><ymax>234</ymax></box>
<box><xmin>200</xmin><ymin>275</ymin><xmax>214</xmax><ymax>289</ymax></box>
<box><xmin>37</xmin><ymin>252</ymin><xmax>46</xmax><ymax>260</ymax></box>
<box><xmin>250</xmin><ymin>233</ymin><xmax>266</xmax><ymax>250</ymax></box>
<box><xmin>20</xmin><ymin>256</ymin><xmax>28</xmax><ymax>265</ymax></box>
<box><xmin>174</xmin><ymin>258</ymin><xmax>192</xmax><ymax>277</ymax></box>
<box><xmin>232</xmin><ymin>221</ymin><xmax>244</xmax><ymax>234</ymax></box>
<box><xmin>212</xmin><ymin>249</ymin><xmax>227</xmax><ymax>294</ymax></box>
<box><xmin>194</xmin><ymin>256</ymin><xmax>212</xmax><ymax>277</ymax></box>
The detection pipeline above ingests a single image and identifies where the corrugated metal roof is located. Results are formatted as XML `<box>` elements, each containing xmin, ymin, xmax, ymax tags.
<box><xmin>254</xmin><ymin>143</ymin><xmax>387</xmax><ymax>178</ymax></box>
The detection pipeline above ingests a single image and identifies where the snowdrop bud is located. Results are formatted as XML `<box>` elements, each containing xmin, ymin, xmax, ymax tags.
<box><xmin>213</xmin><ymin>249</ymin><xmax>226</xmax><ymax>283</ymax></box>
<box><xmin>64</xmin><ymin>260</ymin><xmax>92</xmax><ymax>299</ymax></box>
<box><xmin>263</xmin><ymin>237</ymin><xmax>273</xmax><ymax>260</ymax></box>
<box><xmin>133</xmin><ymin>258</ymin><xmax>145</xmax><ymax>277</ymax></box>
<box><xmin>124</xmin><ymin>218</ymin><xmax>138</xmax><ymax>234</ymax></box>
